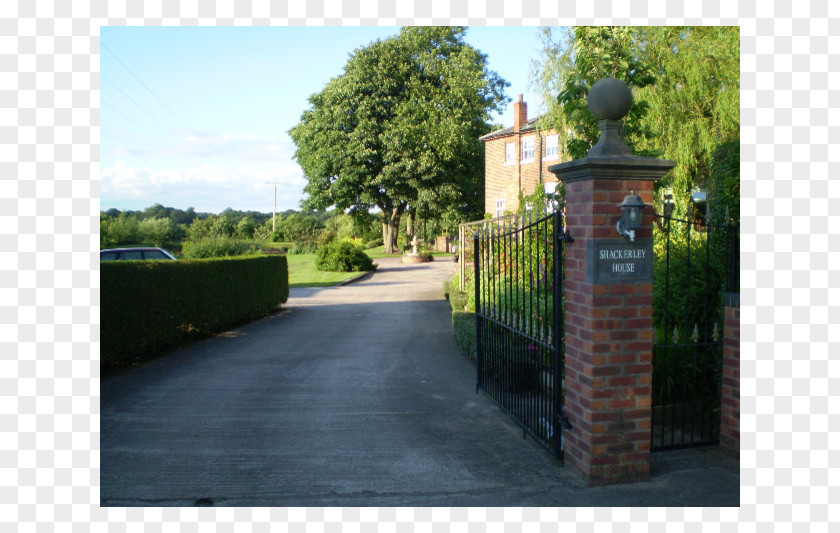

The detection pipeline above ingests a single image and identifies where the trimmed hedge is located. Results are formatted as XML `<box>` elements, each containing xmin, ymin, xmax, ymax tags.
<box><xmin>445</xmin><ymin>277</ymin><xmax>476</xmax><ymax>359</ymax></box>
<box><xmin>101</xmin><ymin>255</ymin><xmax>289</xmax><ymax>363</ymax></box>
<box><xmin>452</xmin><ymin>310</ymin><xmax>477</xmax><ymax>360</ymax></box>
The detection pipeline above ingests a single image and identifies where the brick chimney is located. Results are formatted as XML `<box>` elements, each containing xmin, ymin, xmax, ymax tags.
<box><xmin>514</xmin><ymin>94</ymin><xmax>527</xmax><ymax>132</ymax></box>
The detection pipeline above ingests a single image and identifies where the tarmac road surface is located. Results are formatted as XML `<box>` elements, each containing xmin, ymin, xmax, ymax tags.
<box><xmin>100</xmin><ymin>257</ymin><xmax>738</xmax><ymax>507</ymax></box>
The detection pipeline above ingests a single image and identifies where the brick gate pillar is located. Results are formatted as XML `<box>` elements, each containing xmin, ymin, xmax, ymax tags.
<box><xmin>719</xmin><ymin>293</ymin><xmax>740</xmax><ymax>458</ymax></box>
<box><xmin>548</xmin><ymin>78</ymin><xmax>675</xmax><ymax>485</ymax></box>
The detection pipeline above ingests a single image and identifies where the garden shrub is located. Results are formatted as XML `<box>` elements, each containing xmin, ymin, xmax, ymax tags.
<box><xmin>318</xmin><ymin>229</ymin><xmax>337</xmax><ymax>246</ymax></box>
<box><xmin>364</xmin><ymin>238</ymin><xmax>383</xmax><ymax>249</ymax></box>
<box><xmin>315</xmin><ymin>239</ymin><xmax>374</xmax><ymax>272</ymax></box>
<box><xmin>652</xmin><ymin>219</ymin><xmax>731</xmax><ymax>344</ymax></box>
<box><xmin>288</xmin><ymin>241</ymin><xmax>319</xmax><ymax>255</ymax></box>
<box><xmin>101</xmin><ymin>255</ymin><xmax>289</xmax><ymax>363</ymax></box>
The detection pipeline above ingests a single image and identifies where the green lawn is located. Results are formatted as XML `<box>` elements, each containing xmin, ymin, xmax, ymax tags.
<box><xmin>364</xmin><ymin>245</ymin><xmax>453</xmax><ymax>259</ymax></box>
<box><xmin>363</xmin><ymin>245</ymin><xmax>403</xmax><ymax>259</ymax></box>
<box><xmin>286</xmin><ymin>254</ymin><xmax>370</xmax><ymax>287</ymax></box>
<box><xmin>270</xmin><ymin>243</ymin><xmax>451</xmax><ymax>287</ymax></box>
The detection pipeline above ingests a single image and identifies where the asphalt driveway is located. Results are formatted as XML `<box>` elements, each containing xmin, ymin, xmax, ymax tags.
<box><xmin>100</xmin><ymin>257</ymin><xmax>738</xmax><ymax>507</ymax></box>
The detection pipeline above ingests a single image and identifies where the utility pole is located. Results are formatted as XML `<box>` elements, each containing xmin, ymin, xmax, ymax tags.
<box><xmin>265</xmin><ymin>181</ymin><xmax>278</xmax><ymax>232</ymax></box>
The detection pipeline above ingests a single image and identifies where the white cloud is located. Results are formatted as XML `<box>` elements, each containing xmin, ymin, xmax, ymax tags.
<box><xmin>100</xmin><ymin>129</ymin><xmax>313</xmax><ymax>213</ymax></box>
<box><xmin>103</xmin><ymin>130</ymin><xmax>299</xmax><ymax>165</ymax></box>
<box><xmin>100</xmin><ymin>159</ymin><xmax>307</xmax><ymax>213</ymax></box>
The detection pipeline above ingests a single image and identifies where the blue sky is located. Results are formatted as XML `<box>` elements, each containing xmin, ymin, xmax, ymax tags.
<box><xmin>100</xmin><ymin>26</ymin><xmax>555</xmax><ymax>214</ymax></box>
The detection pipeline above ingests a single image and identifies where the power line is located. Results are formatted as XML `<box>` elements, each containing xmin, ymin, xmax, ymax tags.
<box><xmin>101</xmin><ymin>41</ymin><xmax>226</xmax><ymax>159</ymax></box>
<box><xmin>101</xmin><ymin>72</ymin><xmax>217</xmax><ymax>164</ymax></box>
<box><xmin>101</xmin><ymin>42</ymin><xmax>200</xmax><ymax>135</ymax></box>
<box><xmin>101</xmin><ymin>99</ymin><xmax>205</xmax><ymax>167</ymax></box>
<box><xmin>101</xmin><ymin>73</ymin><xmax>184</xmax><ymax>140</ymax></box>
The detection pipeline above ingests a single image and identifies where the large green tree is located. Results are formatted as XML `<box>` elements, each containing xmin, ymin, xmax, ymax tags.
<box><xmin>290</xmin><ymin>26</ymin><xmax>508</xmax><ymax>253</ymax></box>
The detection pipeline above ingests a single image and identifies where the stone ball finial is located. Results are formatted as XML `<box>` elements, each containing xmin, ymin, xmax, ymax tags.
<box><xmin>588</xmin><ymin>77</ymin><xmax>633</xmax><ymax>121</ymax></box>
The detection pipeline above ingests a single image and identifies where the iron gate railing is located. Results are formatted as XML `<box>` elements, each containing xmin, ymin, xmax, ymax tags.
<box><xmin>651</xmin><ymin>210</ymin><xmax>738</xmax><ymax>451</ymax></box>
<box><xmin>473</xmin><ymin>210</ymin><xmax>570</xmax><ymax>459</ymax></box>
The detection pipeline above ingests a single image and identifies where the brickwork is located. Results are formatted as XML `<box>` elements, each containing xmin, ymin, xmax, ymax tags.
<box><xmin>720</xmin><ymin>300</ymin><xmax>740</xmax><ymax>458</ymax></box>
<box><xmin>481</xmin><ymin>97</ymin><xmax>560</xmax><ymax>216</ymax></box>
<box><xmin>482</xmin><ymin>133</ymin><xmax>560</xmax><ymax>216</ymax></box>
<box><xmin>561</xmin><ymin>177</ymin><xmax>658</xmax><ymax>485</ymax></box>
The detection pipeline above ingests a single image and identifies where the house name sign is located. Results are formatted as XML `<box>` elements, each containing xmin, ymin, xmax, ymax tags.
<box><xmin>587</xmin><ymin>238</ymin><xmax>654</xmax><ymax>284</ymax></box>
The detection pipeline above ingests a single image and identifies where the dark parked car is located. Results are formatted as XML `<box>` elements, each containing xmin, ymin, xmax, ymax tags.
<box><xmin>100</xmin><ymin>247</ymin><xmax>176</xmax><ymax>261</ymax></box>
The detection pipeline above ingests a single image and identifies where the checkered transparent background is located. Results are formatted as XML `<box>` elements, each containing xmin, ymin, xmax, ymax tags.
<box><xmin>1</xmin><ymin>0</ymin><xmax>836</xmax><ymax>528</ymax></box>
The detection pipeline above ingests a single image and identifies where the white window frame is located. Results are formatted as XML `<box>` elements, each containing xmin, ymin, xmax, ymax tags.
<box><xmin>521</xmin><ymin>136</ymin><xmax>535</xmax><ymax>163</ymax></box>
<box><xmin>495</xmin><ymin>199</ymin><xmax>506</xmax><ymax>218</ymax></box>
<box><xmin>545</xmin><ymin>134</ymin><xmax>559</xmax><ymax>160</ymax></box>
<box><xmin>504</xmin><ymin>142</ymin><xmax>516</xmax><ymax>165</ymax></box>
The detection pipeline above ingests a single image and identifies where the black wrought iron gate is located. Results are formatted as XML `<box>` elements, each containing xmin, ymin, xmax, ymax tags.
<box><xmin>651</xmin><ymin>211</ymin><xmax>738</xmax><ymax>451</ymax></box>
<box><xmin>473</xmin><ymin>210</ymin><xmax>569</xmax><ymax>459</ymax></box>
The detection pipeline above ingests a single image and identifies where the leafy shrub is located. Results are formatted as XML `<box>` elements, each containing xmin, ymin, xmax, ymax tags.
<box><xmin>324</xmin><ymin>213</ymin><xmax>356</xmax><ymax>241</ymax></box>
<box><xmin>254</xmin><ymin>220</ymin><xmax>274</xmax><ymax>241</ymax></box>
<box><xmin>315</xmin><ymin>239</ymin><xmax>374</xmax><ymax>272</ymax></box>
<box><xmin>364</xmin><ymin>238</ymin><xmax>383</xmax><ymax>249</ymax></box>
<box><xmin>653</xmin><ymin>218</ymin><xmax>731</xmax><ymax>344</ymax></box>
<box><xmin>186</xmin><ymin>215</ymin><xmax>236</xmax><ymax>241</ymax></box>
<box><xmin>100</xmin><ymin>213</ymin><xmax>141</xmax><ymax>248</ymax></box>
<box><xmin>138</xmin><ymin>217</ymin><xmax>175</xmax><ymax>248</ymax></box>
<box><xmin>288</xmin><ymin>241</ymin><xmax>319</xmax><ymax>255</ymax></box>
<box><xmin>275</xmin><ymin>213</ymin><xmax>322</xmax><ymax>244</ymax></box>
<box><xmin>318</xmin><ymin>229</ymin><xmax>337</xmax><ymax>246</ymax></box>
<box><xmin>180</xmin><ymin>236</ymin><xmax>259</xmax><ymax>259</ymax></box>
<box><xmin>101</xmin><ymin>255</ymin><xmax>289</xmax><ymax>363</ymax></box>
<box><xmin>236</xmin><ymin>217</ymin><xmax>256</xmax><ymax>239</ymax></box>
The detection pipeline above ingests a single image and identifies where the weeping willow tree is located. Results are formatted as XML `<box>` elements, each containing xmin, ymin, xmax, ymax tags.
<box><xmin>531</xmin><ymin>26</ymin><xmax>740</xmax><ymax>223</ymax></box>
<box><xmin>634</xmin><ymin>26</ymin><xmax>740</xmax><ymax>224</ymax></box>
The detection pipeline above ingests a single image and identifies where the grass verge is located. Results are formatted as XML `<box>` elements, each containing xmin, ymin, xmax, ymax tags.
<box><xmin>287</xmin><ymin>253</ymin><xmax>370</xmax><ymax>287</ymax></box>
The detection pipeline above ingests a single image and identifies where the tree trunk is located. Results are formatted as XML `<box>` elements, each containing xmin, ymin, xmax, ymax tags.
<box><xmin>381</xmin><ymin>206</ymin><xmax>404</xmax><ymax>254</ymax></box>
<box><xmin>382</xmin><ymin>219</ymin><xmax>395</xmax><ymax>254</ymax></box>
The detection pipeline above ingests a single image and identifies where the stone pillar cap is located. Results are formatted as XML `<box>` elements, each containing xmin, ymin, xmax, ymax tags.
<box><xmin>588</xmin><ymin>77</ymin><xmax>633</xmax><ymax>121</ymax></box>
<box><xmin>586</xmin><ymin>77</ymin><xmax>633</xmax><ymax>157</ymax></box>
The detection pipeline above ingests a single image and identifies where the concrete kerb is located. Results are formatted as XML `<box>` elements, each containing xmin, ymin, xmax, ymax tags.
<box><xmin>338</xmin><ymin>269</ymin><xmax>376</xmax><ymax>285</ymax></box>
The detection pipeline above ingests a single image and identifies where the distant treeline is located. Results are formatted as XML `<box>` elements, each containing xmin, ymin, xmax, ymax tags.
<box><xmin>101</xmin><ymin>203</ymin><xmax>460</xmax><ymax>258</ymax></box>
<box><xmin>100</xmin><ymin>204</ymin><xmax>383</xmax><ymax>253</ymax></box>
<box><xmin>100</xmin><ymin>203</ymin><xmax>288</xmax><ymax>228</ymax></box>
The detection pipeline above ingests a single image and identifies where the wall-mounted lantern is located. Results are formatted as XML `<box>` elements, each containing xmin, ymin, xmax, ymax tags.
<box><xmin>616</xmin><ymin>191</ymin><xmax>648</xmax><ymax>242</ymax></box>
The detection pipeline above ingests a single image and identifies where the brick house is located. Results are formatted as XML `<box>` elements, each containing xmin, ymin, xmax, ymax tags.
<box><xmin>479</xmin><ymin>95</ymin><xmax>562</xmax><ymax>217</ymax></box>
